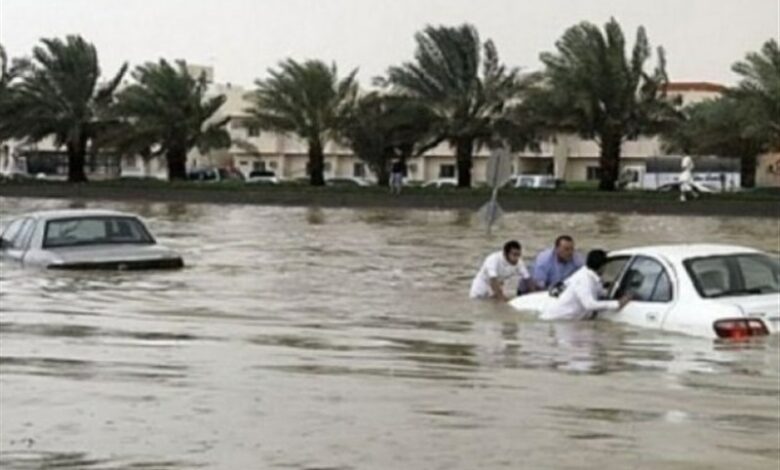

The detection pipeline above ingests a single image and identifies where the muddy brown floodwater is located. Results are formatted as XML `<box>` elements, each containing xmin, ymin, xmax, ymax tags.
<box><xmin>1</xmin><ymin>197</ymin><xmax>778</xmax><ymax>469</ymax></box>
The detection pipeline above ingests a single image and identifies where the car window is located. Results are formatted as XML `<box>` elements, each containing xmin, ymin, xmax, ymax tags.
<box><xmin>619</xmin><ymin>256</ymin><xmax>673</xmax><ymax>303</ymax></box>
<box><xmin>737</xmin><ymin>255</ymin><xmax>780</xmax><ymax>293</ymax></box>
<box><xmin>14</xmin><ymin>219</ymin><xmax>37</xmax><ymax>250</ymax></box>
<box><xmin>600</xmin><ymin>256</ymin><xmax>630</xmax><ymax>288</ymax></box>
<box><xmin>1</xmin><ymin>219</ymin><xmax>23</xmax><ymax>244</ymax></box>
<box><xmin>686</xmin><ymin>257</ymin><xmax>733</xmax><ymax>297</ymax></box>
<box><xmin>2</xmin><ymin>218</ymin><xmax>34</xmax><ymax>249</ymax></box>
<box><xmin>44</xmin><ymin>217</ymin><xmax>154</xmax><ymax>248</ymax></box>
<box><xmin>686</xmin><ymin>254</ymin><xmax>780</xmax><ymax>297</ymax></box>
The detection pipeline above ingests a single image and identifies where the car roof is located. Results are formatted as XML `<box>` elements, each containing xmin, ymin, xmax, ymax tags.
<box><xmin>610</xmin><ymin>244</ymin><xmax>762</xmax><ymax>262</ymax></box>
<box><xmin>22</xmin><ymin>209</ymin><xmax>139</xmax><ymax>221</ymax></box>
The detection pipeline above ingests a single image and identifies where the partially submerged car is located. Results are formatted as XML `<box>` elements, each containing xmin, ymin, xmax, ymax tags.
<box><xmin>0</xmin><ymin>210</ymin><xmax>184</xmax><ymax>270</ymax></box>
<box><xmin>509</xmin><ymin>244</ymin><xmax>779</xmax><ymax>339</ymax></box>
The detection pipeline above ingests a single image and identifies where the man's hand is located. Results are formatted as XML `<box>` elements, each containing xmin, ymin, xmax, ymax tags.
<box><xmin>617</xmin><ymin>294</ymin><xmax>632</xmax><ymax>310</ymax></box>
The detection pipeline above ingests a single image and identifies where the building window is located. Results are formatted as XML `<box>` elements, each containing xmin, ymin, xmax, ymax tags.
<box><xmin>247</xmin><ymin>125</ymin><xmax>260</xmax><ymax>137</ymax></box>
<box><xmin>239</xmin><ymin>160</ymin><xmax>249</xmax><ymax>167</ymax></box>
<box><xmin>408</xmin><ymin>163</ymin><xmax>418</xmax><ymax>176</ymax></box>
<box><xmin>439</xmin><ymin>164</ymin><xmax>455</xmax><ymax>178</ymax></box>
<box><xmin>253</xmin><ymin>161</ymin><xmax>266</xmax><ymax>171</ymax></box>
<box><xmin>268</xmin><ymin>161</ymin><xmax>278</xmax><ymax>170</ymax></box>
<box><xmin>353</xmin><ymin>163</ymin><xmax>365</xmax><ymax>177</ymax></box>
<box><xmin>586</xmin><ymin>166</ymin><xmax>602</xmax><ymax>181</ymax></box>
<box><xmin>324</xmin><ymin>162</ymin><xmax>332</xmax><ymax>173</ymax></box>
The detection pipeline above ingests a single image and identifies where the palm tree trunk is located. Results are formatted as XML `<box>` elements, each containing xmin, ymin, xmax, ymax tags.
<box><xmin>740</xmin><ymin>154</ymin><xmax>757</xmax><ymax>188</ymax></box>
<box><xmin>598</xmin><ymin>133</ymin><xmax>622</xmax><ymax>191</ymax></box>
<box><xmin>375</xmin><ymin>149</ymin><xmax>393</xmax><ymax>187</ymax></box>
<box><xmin>167</xmin><ymin>146</ymin><xmax>188</xmax><ymax>181</ymax></box>
<box><xmin>309</xmin><ymin>138</ymin><xmax>325</xmax><ymax>186</ymax></box>
<box><xmin>66</xmin><ymin>134</ymin><xmax>88</xmax><ymax>183</ymax></box>
<box><xmin>455</xmin><ymin>138</ymin><xmax>474</xmax><ymax>188</ymax></box>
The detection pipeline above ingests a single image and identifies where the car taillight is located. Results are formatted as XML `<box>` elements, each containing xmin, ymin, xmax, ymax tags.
<box><xmin>713</xmin><ymin>318</ymin><xmax>769</xmax><ymax>339</ymax></box>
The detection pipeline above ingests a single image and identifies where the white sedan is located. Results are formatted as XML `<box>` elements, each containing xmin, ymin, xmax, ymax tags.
<box><xmin>423</xmin><ymin>178</ymin><xmax>458</xmax><ymax>188</ymax></box>
<box><xmin>0</xmin><ymin>209</ymin><xmax>184</xmax><ymax>270</ymax></box>
<box><xmin>510</xmin><ymin>244</ymin><xmax>779</xmax><ymax>339</ymax></box>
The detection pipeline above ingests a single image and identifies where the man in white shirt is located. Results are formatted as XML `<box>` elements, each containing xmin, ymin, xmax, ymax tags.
<box><xmin>470</xmin><ymin>240</ymin><xmax>531</xmax><ymax>301</ymax></box>
<box><xmin>541</xmin><ymin>249</ymin><xmax>631</xmax><ymax>320</ymax></box>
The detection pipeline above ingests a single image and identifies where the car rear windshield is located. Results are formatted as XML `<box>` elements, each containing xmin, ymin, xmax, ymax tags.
<box><xmin>684</xmin><ymin>253</ymin><xmax>780</xmax><ymax>298</ymax></box>
<box><xmin>44</xmin><ymin>217</ymin><xmax>155</xmax><ymax>248</ymax></box>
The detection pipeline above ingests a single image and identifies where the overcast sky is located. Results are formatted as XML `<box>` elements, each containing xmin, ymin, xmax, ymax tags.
<box><xmin>1</xmin><ymin>0</ymin><xmax>777</xmax><ymax>87</ymax></box>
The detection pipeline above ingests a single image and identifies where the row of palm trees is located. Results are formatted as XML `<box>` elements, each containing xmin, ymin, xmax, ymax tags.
<box><xmin>1</xmin><ymin>20</ymin><xmax>777</xmax><ymax>189</ymax></box>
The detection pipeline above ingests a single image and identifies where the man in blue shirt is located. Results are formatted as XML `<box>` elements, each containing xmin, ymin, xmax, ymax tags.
<box><xmin>519</xmin><ymin>235</ymin><xmax>584</xmax><ymax>294</ymax></box>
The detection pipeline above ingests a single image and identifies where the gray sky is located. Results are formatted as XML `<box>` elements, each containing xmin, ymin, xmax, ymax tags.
<box><xmin>1</xmin><ymin>0</ymin><xmax>778</xmax><ymax>87</ymax></box>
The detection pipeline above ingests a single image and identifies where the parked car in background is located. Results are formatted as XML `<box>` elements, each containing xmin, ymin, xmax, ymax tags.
<box><xmin>423</xmin><ymin>178</ymin><xmax>458</xmax><ymax>189</ymax></box>
<box><xmin>0</xmin><ymin>210</ymin><xmax>184</xmax><ymax>270</ymax></box>
<box><xmin>246</xmin><ymin>170</ymin><xmax>280</xmax><ymax>184</ymax></box>
<box><xmin>325</xmin><ymin>177</ymin><xmax>371</xmax><ymax>187</ymax></box>
<box><xmin>187</xmin><ymin>167</ymin><xmax>244</xmax><ymax>182</ymax></box>
<box><xmin>510</xmin><ymin>174</ymin><xmax>557</xmax><ymax>189</ymax></box>
<box><xmin>509</xmin><ymin>244</ymin><xmax>780</xmax><ymax>339</ymax></box>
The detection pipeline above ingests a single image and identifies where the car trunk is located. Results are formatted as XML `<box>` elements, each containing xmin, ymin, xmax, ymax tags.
<box><xmin>47</xmin><ymin>244</ymin><xmax>183</xmax><ymax>270</ymax></box>
<box><xmin>720</xmin><ymin>294</ymin><xmax>780</xmax><ymax>334</ymax></box>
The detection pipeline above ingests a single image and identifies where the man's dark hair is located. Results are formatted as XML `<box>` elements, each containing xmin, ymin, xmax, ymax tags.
<box><xmin>586</xmin><ymin>249</ymin><xmax>609</xmax><ymax>271</ymax></box>
<box><xmin>555</xmin><ymin>235</ymin><xmax>574</xmax><ymax>247</ymax></box>
<box><xmin>503</xmin><ymin>240</ymin><xmax>521</xmax><ymax>254</ymax></box>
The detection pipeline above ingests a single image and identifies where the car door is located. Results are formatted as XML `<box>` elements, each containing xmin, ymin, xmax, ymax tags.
<box><xmin>602</xmin><ymin>255</ymin><xmax>676</xmax><ymax>329</ymax></box>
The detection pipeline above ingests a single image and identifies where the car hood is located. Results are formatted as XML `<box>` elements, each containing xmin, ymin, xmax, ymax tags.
<box><xmin>49</xmin><ymin>243</ymin><xmax>181</xmax><ymax>264</ymax></box>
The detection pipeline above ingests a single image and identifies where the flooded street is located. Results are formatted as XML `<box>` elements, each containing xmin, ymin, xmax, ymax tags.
<box><xmin>1</xmin><ymin>197</ymin><xmax>778</xmax><ymax>469</ymax></box>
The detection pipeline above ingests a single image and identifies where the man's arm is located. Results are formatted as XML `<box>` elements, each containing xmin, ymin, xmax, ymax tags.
<box><xmin>573</xmin><ymin>281</ymin><xmax>628</xmax><ymax>312</ymax></box>
<box><xmin>490</xmin><ymin>277</ymin><xmax>509</xmax><ymax>302</ymax></box>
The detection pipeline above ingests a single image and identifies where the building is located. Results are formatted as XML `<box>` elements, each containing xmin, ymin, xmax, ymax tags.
<box><xmin>215</xmin><ymin>81</ymin><xmax>728</xmax><ymax>185</ymax></box>
<box><xmin>1</xmin><ymin>70</ymin><xmax>734</xmax><ymax>186</ymax></box>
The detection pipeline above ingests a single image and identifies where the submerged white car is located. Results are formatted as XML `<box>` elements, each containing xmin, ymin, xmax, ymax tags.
<box><xmin>0</xmin><ymin>209</ymin><xmax>184</xmax><ymax>270</ymax></box>
<box><xmin>510</xmin><ymin>244</ymin><xmax>780</xmax><ymax>339</ymax></box>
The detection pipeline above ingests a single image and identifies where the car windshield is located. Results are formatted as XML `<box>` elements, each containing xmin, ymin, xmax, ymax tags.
<box><xmin>684</xmin><ymin>253</ymin><xmax>780</xmax><ymax>298</ymax></box>
<box><xmin>44</xmin><ymin>216</ymin><xmax>155</xmax><ymax>248</ymax></box>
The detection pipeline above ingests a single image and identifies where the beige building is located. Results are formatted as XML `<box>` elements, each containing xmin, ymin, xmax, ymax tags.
<box><xmin>1</xmin><ymin>72</ymin><xmax>733</xmax><ymax>185</ymax></box>
<box><xmin>210</xmin><ymin>81</ymin><xmax>727</xmax><ymax>185</ymax></box>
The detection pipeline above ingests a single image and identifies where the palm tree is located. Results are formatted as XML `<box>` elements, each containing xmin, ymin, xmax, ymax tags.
<box><xmin>113</xmin><ymin>60</ymin><xmax>231</xmax><ymax>180</ymax></box>
<box><xmin>663</xmin><ymin>97</ymin><xmax>764</xmax><ymax>186</ymax></box>
<box><xmin>533</xmin><ymin>18</ymin><xmax>680</xmax><ymax>190</ymax></box>
<box><xmin>340</xmin><ymin>93</ymin><xmax>438</xmax><ymax>185</ymax></box>
<box><xmin>0</xmin><ymin>44</ymin><xmax>30</xmax><ymax>96</ymax></box>
<box><xmin>663</xmin><ymin>39</ymin><xmax>779</xmax><ymax>187</ymax></box>
<box><xmin>246</xmin><ymin>59</ymin><xmax>358</xmax><ymax>186</ymax></box>
<box><xmin>0</xmin><ymin>36</ymin><xmax>127</xmax><ymax>182</ymax></box>
<box><xmin>382</xmin><ymin>24</ymin><xmax>525</xmax><ymax>188</ymax></box>
<box><xmin>731</xmin><ymin>39</ymin><xmax>780</xmax><ymax>152</ymax></box>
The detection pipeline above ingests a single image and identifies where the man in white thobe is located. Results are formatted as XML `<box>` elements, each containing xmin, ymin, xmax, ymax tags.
<box><xmin>470</xmin><ymin>240</ymin><xmax>531</xmax><ymax>302</ymax></box>
<box><xmin>541</xmin><ymin>250</ymin><xmax>631</xmax><ymax>320</ymax></box>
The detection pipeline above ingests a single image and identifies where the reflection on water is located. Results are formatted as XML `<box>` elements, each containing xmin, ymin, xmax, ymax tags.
<box><xmin>0</xmin><ymin>197</ymin><xmax>778</xmax><ymax>469</ymax></box>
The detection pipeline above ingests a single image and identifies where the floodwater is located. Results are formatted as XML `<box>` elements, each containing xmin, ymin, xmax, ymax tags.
<box><xmin>0</xmin><ymin>196</ymin><xmax>778</xmax><ymax>470</ymax></box>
